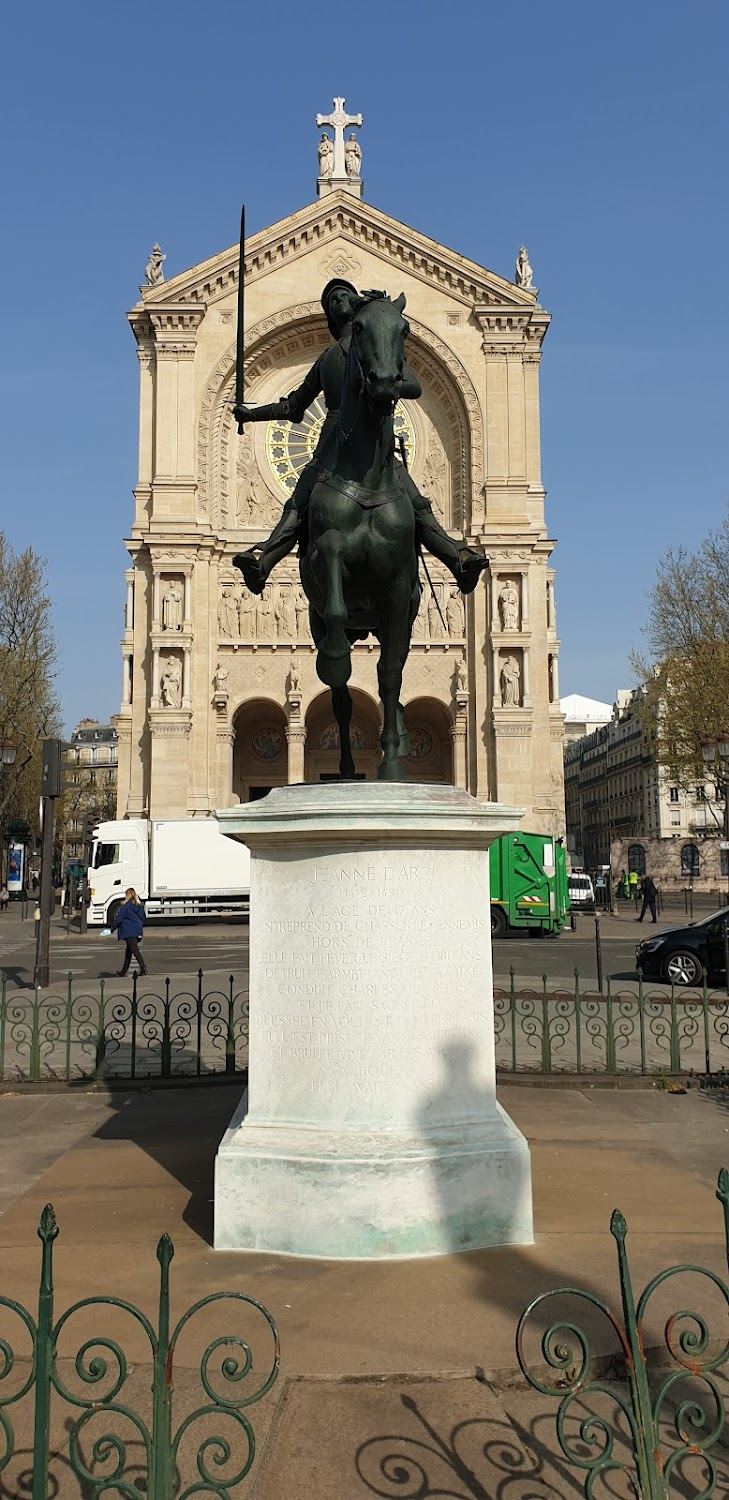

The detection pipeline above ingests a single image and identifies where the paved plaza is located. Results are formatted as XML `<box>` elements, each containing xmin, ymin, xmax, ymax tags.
<box><xmin>0</xmin><ymin>1079</ymin><xmax>726</xmax><ymax>1496</ymax></box>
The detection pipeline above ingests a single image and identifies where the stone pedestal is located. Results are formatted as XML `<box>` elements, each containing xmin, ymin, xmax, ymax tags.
<box><xmin>214</xmin><ymin>784</ymin><xmax>533</xmax><ymax>1258</ymax></box>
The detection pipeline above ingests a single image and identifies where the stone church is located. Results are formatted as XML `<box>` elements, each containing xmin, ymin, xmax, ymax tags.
<box><xmin>114</xmin><ymin>102</ymin><xmax>565</xmax><ymax>831</ymax></box>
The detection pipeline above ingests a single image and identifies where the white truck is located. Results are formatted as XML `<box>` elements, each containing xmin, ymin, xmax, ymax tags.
<box><xmin>88</xmin><ymin>818</ymin><xmax>250</xmax><ymax>926</ymax></box>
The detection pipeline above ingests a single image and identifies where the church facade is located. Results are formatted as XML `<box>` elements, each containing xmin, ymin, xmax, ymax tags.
<box><xmin>115</xmin><ymin>162</ymin><xmax>565</xmax><ymax>831</ymax></box>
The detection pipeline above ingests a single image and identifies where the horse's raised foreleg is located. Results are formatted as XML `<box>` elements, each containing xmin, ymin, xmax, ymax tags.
<box><xmin>332</xmin><ymin>685</ymin><xmax>356</xmax><ymax>779</ymax></box>
<box><xmin>313</xmin><ymin>529</ymin><xmax>352</xmax><ymax>688</ymax></box>
<box><xmin>377</xmin><ymin>578</ymin><xmax>413</xmax><ymax>782</ymax></box>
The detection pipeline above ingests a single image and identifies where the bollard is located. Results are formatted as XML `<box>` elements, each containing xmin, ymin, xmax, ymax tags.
<box><xmin>595</xmin><ymin>915</ymin><xmax>604</xmax><ymax>994</ymax></box>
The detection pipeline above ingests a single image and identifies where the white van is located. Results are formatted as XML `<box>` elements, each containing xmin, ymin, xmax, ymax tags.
<box><xmin>567</xmin><ymin>872</ymin><xmax>595</xmax><ymax>913</ymax></box>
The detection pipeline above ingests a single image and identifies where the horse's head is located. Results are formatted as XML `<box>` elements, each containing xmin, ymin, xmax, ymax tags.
<box><xmin>350</xmin><ymin>291</ymin><xmax>409</xmax><ymax>407</ymax></box>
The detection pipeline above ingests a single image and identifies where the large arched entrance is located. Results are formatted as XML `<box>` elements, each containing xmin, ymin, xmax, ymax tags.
<box><xmin>402</xmin><ymin>697</ymin><xmax>454</xmax><ymax>784</ymax></box>
<box><xmin>304</xmin><ymin>689</ymin><xmax>381</xmax><ymax>782</ymax></box>
<box><xmin>232</xmin><ymin>698</ymin><xmax>288</xmax><ymax>802</ymax></box>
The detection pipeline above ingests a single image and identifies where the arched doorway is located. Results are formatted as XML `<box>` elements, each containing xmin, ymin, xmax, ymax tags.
<box><xmin>233</xmin><ymin>698</ymin><xmax>288</xmax><ymax>802</ymax></box>
<box><xmin>304</xmin><ymin>689</ymin><xmax>381</xmax><ymax>782</ymax></box>
<box><xmin>402</xmin><ymin>697</ymin><xmax>453</xmax><ymax>784</ymax></box>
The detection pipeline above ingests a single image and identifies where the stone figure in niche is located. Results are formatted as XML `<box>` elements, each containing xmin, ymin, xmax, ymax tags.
<box><xmin>160</xmin><ymin>655</ymin><xmax>182</xmax><ymax>709</ymax></box>
<box><xmin>501</xmin><ymin>655</ymin><xmax>521</xmax><ymax>707</ymax></box>
<box><xmin>287</xmin><ymin>655</ymin><xmax>301</xmax><ymax>695</ymax></box>
<box><xmin>218</xmin><ymin>586</ymin><xmax>239</xmax><ymax>639</ymax></box>
<box><xmin>499</xmin><ymin>581</ymin><xmax>520</xmax><ymax>632</ymax></box>
<box><xmin>446</xmin><ymin>588</ymin><xmax>465</xmax><ymax>638</ymax></box>
<box><xmin>293</xmin><ymin>584</ymin><xmax>310</xmax><ymax>640</ymax></box>
<box><xmin>237</xmin><ymin>585</ymin><xmax>257</xmax><ymax>638</ymax></box>
<box><xmin>213</xmin><ymin>662</ymin><xmax>229</xmax><ymax>696</ymax></box>
<box><xmin>428</xmin><ymin>583</ymin><xmax>446</xmax><ymax>641</ymax></box>
<box><xmin>275</xmin><ymin>584</ymin><xmax>296</xmax><ymax>639</ymax></box>
<box><xmin>344</xmin><ymin>133</ymin><xmax>362</xmax><ymax>177</ymax></box>
<box><xmin>145</xmin><ymin>244</ymin><xmax>166</xmax><ymax>285</ymax></box>
<box><xmin>455</xmin><ymin>653</ymin><xmax>468</xmax><ymax>692</ymax></box>
<box><xmin>256</xmin><ymin>585</ymin><xmax>275</xmax><ymax>641</ymax></box>
<box><xmin>515</xmin><ymin>245</ymin><xmax>533</xmax><ymax>290</ymax></box>
<box><xmin>161</xmin><ymin>580</ymin><xmax>183</xmax><ymax>632</ymax></box>
<box><xmin>317</xmin><ymin>133</ymin><xmax>334</xmax><ymax>178</ymax></box>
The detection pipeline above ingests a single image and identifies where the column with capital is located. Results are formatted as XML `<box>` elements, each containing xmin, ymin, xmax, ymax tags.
<box><xmin>315</xmin><ymin>96</ymin><xmax>363</xmax><ymax>198</ymax></box>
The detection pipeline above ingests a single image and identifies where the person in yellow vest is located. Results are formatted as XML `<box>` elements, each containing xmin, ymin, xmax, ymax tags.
<box><xmin>628</xmin><ymin>870</ymin><xmax>639</xmax><ymax>902</ymax></box>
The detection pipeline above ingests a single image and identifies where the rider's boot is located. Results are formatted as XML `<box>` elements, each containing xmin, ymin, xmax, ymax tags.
<box><xmin>233</xmin><ymin>499</ymin><xmax>300</xmax><ymax>594</ymax></box>
<box><xmin>414</xmin><ymin>503</ymin><xmax>490</xmax><ymax>595</ymax></box>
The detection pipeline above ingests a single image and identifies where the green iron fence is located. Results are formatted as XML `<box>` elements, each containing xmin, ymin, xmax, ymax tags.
<box><xmin>0</xmin><ymin>970</ymin><xmax>249</xmax><ymax>1083</ymax></box>
<box><xmin>0</xmin><ymin>1204</ymin><xmax>279</xmax><ymax>1498</ymax></box>
<box><xmin>2</xmin><ymin>967</ymin><xmax>729</xmax><ymax>1083</ymax></box>
<box><xmin>517</xmin><ymin>1167</ymin><xmax>729</xmax><ymax>1499</ymax></box>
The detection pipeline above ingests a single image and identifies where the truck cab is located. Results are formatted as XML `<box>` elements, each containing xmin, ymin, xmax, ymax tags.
<box><xmin>89</xmin><ymin>820</ymin><xmax>148</xmax><ymax>927</ymax></box>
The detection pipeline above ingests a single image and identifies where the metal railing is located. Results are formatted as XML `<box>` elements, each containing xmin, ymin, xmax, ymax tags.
<box><xmin>0</xmin><ymin>970</ymin><xmax>249</xmax><ymax>1083</ymax></box>
<box><xmin>494</xmin><ymin>968</ymin><xmax>729</xmax><ymax>1077</ymax></box>
<box><xmin>0</xmin><ymin>1204</ymin><xmax>278</xmax><ymax>1498</ymax></box>
<box><xmin>517</xmin><ymin>1167</ymin><xmax>729</xmax><ymax>1499</ymax></box>
<box><xmin>2</xmin><ymin>967</ymin><xmax>729</xmax><ymax>1083</ymax></box>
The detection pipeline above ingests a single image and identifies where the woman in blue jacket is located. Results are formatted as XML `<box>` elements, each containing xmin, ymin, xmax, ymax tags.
<box><xmin>112</xmin><ymin>887</ymin><xmax>148</xmax><ymax>976</ymax></box>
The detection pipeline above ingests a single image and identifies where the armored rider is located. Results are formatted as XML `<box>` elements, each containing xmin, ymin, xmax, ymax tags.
<box><xmin>232</xmin><ymin>278</ymin><xmax>488</xmax><ymax>595</ymax></box>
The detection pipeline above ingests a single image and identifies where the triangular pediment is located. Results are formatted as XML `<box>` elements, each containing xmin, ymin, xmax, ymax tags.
<box><xmin>135</xmin><ymin>191</ymin><xmax>540</xmax><ymax>315</ymax></box>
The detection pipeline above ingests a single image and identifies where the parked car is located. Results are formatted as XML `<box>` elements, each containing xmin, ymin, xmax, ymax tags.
<box><xmin>636</xmin><ymin>906</ymin><xmax>729</xmax><ymax>986</ymax></box>
<box><xmin>567</xmin><ymin>872</ymin><xmax>595</xmax><ymax>912</ymax></box>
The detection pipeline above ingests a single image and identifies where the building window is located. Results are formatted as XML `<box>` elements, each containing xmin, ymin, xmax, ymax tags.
<box><xmin>669</xmin><ymin>787</ymin><xmax>680</xmax><ymax>803</ymax></box>
<box><xmin>680</xmin><ymin>843</ymin><xmax>700</xmax><ymax>879</ymax></box>
<box><xmin>628</xmin><ymin>843</ymin><xmax>646</xmax><ymax>876</ymax></box>
<box><xmin>721</xmin><ymin>849</ymin><xmax>729</xmax><ymax>879</ymax></box>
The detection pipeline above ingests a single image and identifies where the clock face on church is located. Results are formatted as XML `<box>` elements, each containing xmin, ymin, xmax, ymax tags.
<box><xmin>265</xmin><ymin>399</ymin><xmax>417</xmax><ymax>496</ymax></box>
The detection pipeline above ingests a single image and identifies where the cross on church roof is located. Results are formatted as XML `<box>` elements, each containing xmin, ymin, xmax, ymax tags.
<box><xmin>315</xmin><ymin>96</ymin><xmax>363</xmax><ymax>199</ymax></box>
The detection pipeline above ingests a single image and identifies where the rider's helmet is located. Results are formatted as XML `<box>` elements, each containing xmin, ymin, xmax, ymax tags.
<box><xmin>321</xmin><ymin>279</ymin><xmax>359</xmax><ymax>336</ymax></box>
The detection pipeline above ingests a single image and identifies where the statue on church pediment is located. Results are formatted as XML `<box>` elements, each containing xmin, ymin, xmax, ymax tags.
<box><xmin>317</xmin><ymin>133</ymin><xmax>334</xmax><ymax>179</ymax></box>
<box><xmin>145</xmin><ymin>244</ymin><xmax>166</xmax><ymax>286</ymax></box>
<box><xmin>345</xmin><ymin>134</ymin><xmax>361</xmax><ymax>178</ymax></box>
<box><xmin>515</xmin><ymin>245</ymin><xmax>534</xmax><ymax>291</ymax></box>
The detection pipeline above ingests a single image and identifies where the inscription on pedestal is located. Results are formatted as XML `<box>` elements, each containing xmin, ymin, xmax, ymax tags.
<box><xmin>248</xmin><ymin>847</ymin><xmax>495</xmax><ymax>1126</ymax></box>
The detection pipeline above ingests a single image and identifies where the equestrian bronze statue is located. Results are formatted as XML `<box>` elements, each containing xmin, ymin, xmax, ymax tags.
<box><xmin>232</xmin><ymin>270</ymin><xmax>488</xmax><ymax>780</ymax></box>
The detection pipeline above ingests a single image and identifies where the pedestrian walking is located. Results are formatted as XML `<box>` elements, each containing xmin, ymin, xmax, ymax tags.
<box><xmin>0</xmin><ymin>884</ymin><xmax>8</xmax><ymax>912</ymax></box>
<box><xmin>636</xmin><ymin>873</ymin><xmax>658</xmax><ymax>923</ymax></box>
<box><xmin>111</xmin><ymin>887</ymin><xmax>148</xmax><ymax>975</ymax></box>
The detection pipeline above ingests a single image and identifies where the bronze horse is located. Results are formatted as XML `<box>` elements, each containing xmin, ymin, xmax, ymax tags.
<box><xmin>300</xmin><ymin>291</ymin><xmax>424</xmax><ymax>781</ymax></box>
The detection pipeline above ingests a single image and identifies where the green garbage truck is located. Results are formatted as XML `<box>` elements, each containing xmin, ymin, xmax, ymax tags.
<box><xmin>489</xmin><ymin>831</ymin><xmax>569</xmax><ymax>937</ymax></box>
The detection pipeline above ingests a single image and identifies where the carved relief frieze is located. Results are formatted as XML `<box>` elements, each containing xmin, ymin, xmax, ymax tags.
<box><xmin>217</xmin><ymin>576</ymin><xmax>313</xmax><ymax>646</ymax></box>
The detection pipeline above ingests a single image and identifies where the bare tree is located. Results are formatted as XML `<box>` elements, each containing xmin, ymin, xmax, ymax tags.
<box><xmin>633</xmin><ymin>510</ymin><xmax>729</xmax><ymax>823</ymax></box>
<box><xmin>0</xmin><ymin>533</ymin><xmax>60</xmax><ymax>826</ymax></box>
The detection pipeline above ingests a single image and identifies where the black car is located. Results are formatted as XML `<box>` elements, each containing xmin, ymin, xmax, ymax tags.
<box><xmin>636</xmin><ymin>907</ymin><xmax>729</xmax><ymax>986</ymax></box>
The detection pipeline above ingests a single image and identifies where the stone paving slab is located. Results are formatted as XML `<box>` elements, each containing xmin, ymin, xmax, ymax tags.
<box><xmin>0</xmin><ymin>1083</ymin><xmax>727</xmax><ymax>1495</ymax></box>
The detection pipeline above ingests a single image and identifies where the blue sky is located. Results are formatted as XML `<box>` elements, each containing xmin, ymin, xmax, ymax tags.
<box><xmin>1</xmin><ymin>0</ymin><xmax>727</xmax><ymax>731</ymax></box>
